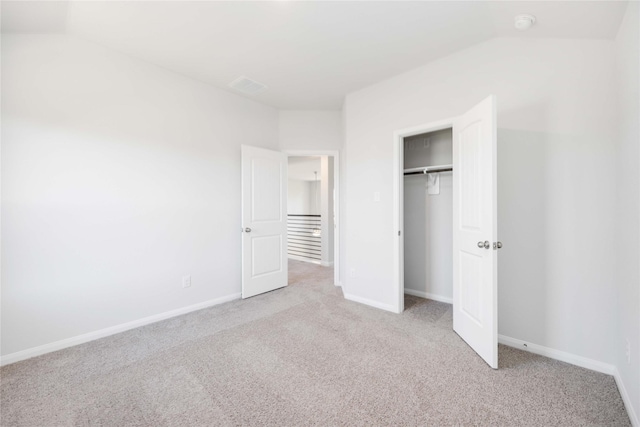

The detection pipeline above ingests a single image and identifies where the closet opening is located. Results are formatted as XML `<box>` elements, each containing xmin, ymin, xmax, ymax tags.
<box><xmin>401</xmin><ymin>127</ymin><xmax>453</xmax><ymax>310</ymax></box>
<box><xmin>393</xmin><ymin>96</ymin><xmax>498</xmax><ymax>367</ymax></box>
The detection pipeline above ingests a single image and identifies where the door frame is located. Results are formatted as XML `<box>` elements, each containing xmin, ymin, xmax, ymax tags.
<box><xmin>392</xmin><ymin>118</ymin><xmax>456</xmax><ymax>314</ymax></box>
<box><xmin>285</xmin><ymin>150</ymin><xmax>341</xmax><ymax>287</ymax></box>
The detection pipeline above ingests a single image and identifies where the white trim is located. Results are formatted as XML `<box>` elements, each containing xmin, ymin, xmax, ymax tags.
<box><xmin>403</xmin><ymin>288</ymin><xmax>453</xmax><ymax>304</ymax></box>
<box><xmin>284</xmin><ymin>149</ymin><xmax>340</xmax><ymax>287</ymax></box>
<box><xmin>0</xmin><ymin>293</ymin><xmax>241</xmax><ymax>366</ymax></box>
<box><xmin>499</xmin><ymin>334</ymin><xmax>638</xmax><ymax>425</ymax></box>
<box><xmin>343</xmin><ymin>292</ymin><xmax>398</xmax><ymax>313</ymax></box>
<box><xmin>393</xmin><ymin>118</ymin><xmax>456</xmax><ymax>314</ymax></box>
<box><xmin>613</xmin><ymin>366</ymin><xmax>640</xmax><ymax>427</ymax></box>
<box><xmin>393</xmin><ymin>130</ymin><xmax>404</xmax><ymax>314</ymax></box>
<box><xmin>498</xmin><ymin>334</ymin><xmax>616</xmax><ymax>375</ymax></box>
<box><xmin>320</xmin><ymin>261</ymin><xmax>334</xmax><ymax>267</ymax></box>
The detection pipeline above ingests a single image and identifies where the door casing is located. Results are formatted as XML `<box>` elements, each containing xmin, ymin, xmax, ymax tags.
<box><xmin>285</xmin><ymin>150</ymin><xmax>341</xmax><ymax>287</ymax></box>
<box><xmin>393</xmin><ymin>118</ymin><xmax>456</xmax><ymax>314</ymax></box>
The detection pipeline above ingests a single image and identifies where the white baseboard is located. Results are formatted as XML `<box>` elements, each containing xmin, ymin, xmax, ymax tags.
<box><xmin>404</xmin><ymin>288</ymin><xmax>453</xmax><ymax>304</ymax></box>
<box><xmin>613</xmin><ymin>366</ymin><xmax>640</xmax><ymax>427</ymax></box>
<box><xmin>498</xmin><ymin>334</ymin><xmax>640</xmax><ymax>424</ymax></box>
<box><xmin>343</xmin><ymin>293</ymin><xmax>398</xmax><ymax>313</ymax></box>
<box><xmin>0</xmin><ymin>293</ymin><xmax>241</xmax><ymax>367</ymax></box>
<box><xmin>498</xmin><ymin>334</ymin><xmax>616</xmax><ymax>375</ymax></box>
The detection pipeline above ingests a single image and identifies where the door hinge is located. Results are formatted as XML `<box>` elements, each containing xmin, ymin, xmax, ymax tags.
<box><xmin>398</xmin><ymin>231</ymin><xmax>401</xmax><ymax>236</ymax></box>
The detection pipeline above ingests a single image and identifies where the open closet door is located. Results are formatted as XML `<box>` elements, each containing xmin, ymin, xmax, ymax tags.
<box><xmin>452</xmin><ymin>95</ymin><xmax>498</xmax><ymax>369</ymax></box>
<box><xmin>241</xmin><ymin>145</ymin><xmax>288</xmax><ymax>298</ymax></box>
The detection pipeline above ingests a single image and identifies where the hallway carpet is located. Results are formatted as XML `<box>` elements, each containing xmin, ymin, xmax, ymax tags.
<box><xmin>1</xmin><ymin>260</ymin><xmax>630</xmax><ymax>426</ymax></box>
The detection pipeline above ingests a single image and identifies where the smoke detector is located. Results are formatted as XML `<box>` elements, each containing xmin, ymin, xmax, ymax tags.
<box><xmin>228</xmin><ymin>76</ymin><xmax>268</xmax><ymax>96</ymax></box>
<box><xmin>514</xmin><ymin>14</ymin><xmax>536</xmax><ymax>31</ymax></box>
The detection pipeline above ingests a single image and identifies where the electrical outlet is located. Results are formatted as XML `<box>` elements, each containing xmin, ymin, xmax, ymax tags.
<box><xmin>182</xmin><ymin>275</ymin><xmax>191</xmax><ymax>289</ymax></box>
<box><xmin>625</xmin><ymin>338</ymin><xmax>631</xmax><ymax>364</ymax></box>
<box><xmin>349</xmin><ymin>268</ymin><xmax>356</xmax><ymax>278</ymax></box>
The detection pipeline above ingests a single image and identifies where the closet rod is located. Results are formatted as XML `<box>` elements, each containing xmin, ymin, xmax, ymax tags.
<box><xmin>403</xmin><ymin>164</ymin><xmax>453</xmax><ymax>176</ymax></box>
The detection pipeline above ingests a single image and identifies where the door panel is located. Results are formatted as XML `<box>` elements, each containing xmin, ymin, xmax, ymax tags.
<box><xmin>241</xmin><ymin>145</ymin><xmax>287</xmax><ymax>299</ymax></box>
<box><xmin>460</xmin><ymin>250</ymin><xmax>483</xmax><ymax>324</ymax></box>
<box><xmin>251</xmin><ymin>157</ymin><xmax>282</xmax><ymax>222</ymax></box>
<box><xmin>452</xmin><ymin>95</ymin><xmax>498</xmax><ymax>369</ymax></box>
<box><xmin>459</xmin><ymin>121</ymin><xmax>482</xmax><ymax>230</ymax></box>
<box><xmin>252</xmin><ymin>235</ymin><xmax>283</xmax><ymax>276</ymax></box>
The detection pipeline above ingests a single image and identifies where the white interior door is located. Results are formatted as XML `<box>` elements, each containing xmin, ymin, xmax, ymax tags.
<box><xmin>241</xmin><ymin>145</ymin><xmax>288</xmax><ymax>298</ymax></box>
<box><xmin>452</xmin><ymin>95</ymin><xmax>498</xmax><ymax>369</ymax></box>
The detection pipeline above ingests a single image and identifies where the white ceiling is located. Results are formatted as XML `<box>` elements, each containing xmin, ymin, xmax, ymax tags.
<box><xmin>1</xmin><ymin>1</ymin><xmax>629</xmax><ymax>110</ymax></box>
<box><xmin>288</xmin><ymin>156</ymin><xmax>321</xmax><ymax>181</ymax></box>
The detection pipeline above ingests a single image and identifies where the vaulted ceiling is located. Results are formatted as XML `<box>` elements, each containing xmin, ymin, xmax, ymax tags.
<box><xmin>1</xmin><ymin>1</ymin><xmax>629</xmax><ymax>109</ymax></box>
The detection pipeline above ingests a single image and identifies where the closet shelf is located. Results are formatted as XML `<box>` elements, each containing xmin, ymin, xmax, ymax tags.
<box><xmin>403</xmin><ymin>164</ymin><xmax>453</xmax><ymax>176</ymax></box>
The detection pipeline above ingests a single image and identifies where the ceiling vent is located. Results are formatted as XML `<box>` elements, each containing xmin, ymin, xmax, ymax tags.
<box><xmin>228</xmin><ymin>76</ymin><xmax>268</xmax><ymax>96</ymax></box>
<box><xmin>514</xmin><ymin>14</ymin><xmax>536</xmax><ymax>31</ymax></box>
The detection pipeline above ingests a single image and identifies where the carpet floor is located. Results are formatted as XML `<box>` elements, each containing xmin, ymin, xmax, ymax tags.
<box><xmin>0</xmin><ymin>260</ymin><xmax>631</xmax><ymax>426</ymax></box>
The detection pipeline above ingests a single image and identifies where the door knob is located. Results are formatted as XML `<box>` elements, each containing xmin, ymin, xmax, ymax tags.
<box><xmin>477</xmin><ymin>240</ymin><xmax>490</xmax><ymax>249</ymax></box>
<box><xmin>244</xmin><ymin>227</ymin><xmax>252</xmax><ymax>233</ymax></box>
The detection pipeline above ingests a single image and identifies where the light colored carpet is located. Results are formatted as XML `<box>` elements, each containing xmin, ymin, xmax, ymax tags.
<box><xmin>0</xmin><ymin>260</ymin><xmax>630</xmax><ymax>426</ymax></box>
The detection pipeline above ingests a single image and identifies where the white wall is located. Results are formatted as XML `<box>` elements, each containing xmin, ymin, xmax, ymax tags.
<box><xmin>403</xmin><ymin>129</ymin><xmax>453</xmax><ymax>301</ymax></box>
<box><xmin>287</xmin><ymin>179</ymin><xmax>310</xmax><ymax>214</ymax></box>
<box><xmin>1</xmin><ymin>35</ymin><xmax>279</xmax><ymax>357</ymax></box>
<box><xmin>287</xmin><ymin>179</ymin><xmax>320</xmax><ymax>215</ymax></box>
<box><xmin>614</xmin><ymin>2</ymin><xmax>640</xmax><ymax>422</ymax></box>
<box><xmin>343</xmin><ymin>37</ymin><xmax>618</xmax><ymax>365</ymax></box>
<box><xmin>278</xmin><ymin>110</ymin><xmax>342</xmax><ymax>151</ymax></box>
<box><xmin>308</xmin><ymin>180</ymin><xmax>321</xmax><ymax>215</ymax></box>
